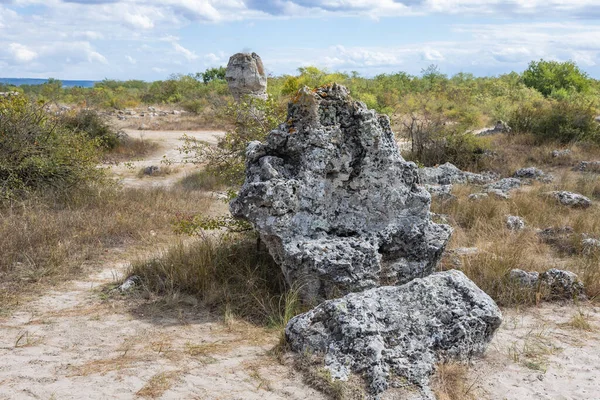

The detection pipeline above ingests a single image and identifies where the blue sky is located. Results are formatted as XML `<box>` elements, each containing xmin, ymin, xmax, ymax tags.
<box><xmin>1</xmin><ymin>0</ymin><xmax>600</xmax><ymax>81</ymax></box>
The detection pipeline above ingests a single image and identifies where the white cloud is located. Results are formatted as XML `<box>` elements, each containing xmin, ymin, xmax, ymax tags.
<box><xmin>8</xmin><ymin>43</ymin><xmax>37</xmax><ymax>62</ymax></box>
<box><xmin>126</xmin><ymin>55</ymin><xmax>137</xmax><ymax>64</ymax></box>
<box><xmin>173</xmin><ymin>42</ymin><xmax>199</xmax><ymax>60</ymax></box>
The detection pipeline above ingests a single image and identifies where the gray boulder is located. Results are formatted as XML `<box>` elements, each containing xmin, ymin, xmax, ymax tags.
<box><xmin>573</xmin><ymin>161</ymin><xmax>600</xmax><ymax>173</ymax></box>
<box><xmin>514</xmin><ymin>167</ymin><xmax>553</xmax><ymax>182</ymax></box>
<box><xmin>418</xmin><ymin>162</ymin><xmax>496</xmax><ymax>185</ymax></box>
<box><xmin>225</xmin><ymin>52</ymin><xmax>267</xmax><ymax>101</ymax></box>
<box><xmin>552</xmin><ymin>149</ymin><xmax>571</xmax><ymax>158</ymax></box>
<box><xmin>547</xmin><ymin>191</ymin><xmax>591</xmax><ymax>208</ymax></box>
<box><xmin>541</xmin><ymin>269</ymin><xmax>586</xmax><ymax>300</ymax></box>
<box><xmin>509</xmin><ymin>268</ymin><xmax>586</xmax><ymax>300</ymax></box>
<box><xmin>509</xmin><ymin>269</ymin><xmax>539</xmax><ymax>287</ymax></box>
<box><xmin>285</xmin><ymin>270</ymin><xmax>502</xmax><ymax>395</ymax></box>
<box><xmin>423</xmin><ymin>184</ymin><xmax>455</xmax><ymax>202</ymax></box>
<box><xmin>484</xmin><ymin>178</ymin><xmax>521</xmax><ymax>196</ymax></box>
<box><xmin>506</xmin><ymin>215</ymin><xmax>525</xmax><ymax>231</ymax></box>
<box><xmin>231</xmin><ymin>84</ymin><xmax>452</xmax><ymax>301</ymax></box>
<box><xmin>143</xmin><ymin>165</ymin><xmax>160</xmax><ymax>175</ymax></box>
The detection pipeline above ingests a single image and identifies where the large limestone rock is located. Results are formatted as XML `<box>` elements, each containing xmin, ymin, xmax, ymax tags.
<box><xmin>230</xmin><ymin>84</ymin><xmax>452</xmax><ymax>301</ymax></box>
<box><xmin>225</xmin><ymin>52</ymin><xmax>267</xmax><ymax>101</ymax></box>
<box><xmin>285</xmin><ymin>270</ymin><xmax>503</xmax><ymax>396</ymax></box>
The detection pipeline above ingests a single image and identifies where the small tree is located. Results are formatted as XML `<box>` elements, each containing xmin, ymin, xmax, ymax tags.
<box><xmin>180</xmin><ymin>96</ymin><xmax>285</xmax><ymax>185</ymax></box>
<box><xmin>522</xmin><ymin>59</ymin><xmax>591</xmax><ymax>97</ymax></box>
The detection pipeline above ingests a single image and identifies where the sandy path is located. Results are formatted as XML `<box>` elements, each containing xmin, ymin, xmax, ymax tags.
<box><xmin>108</xmin><ymin>129</ymin><xmax>225</xmax><ymax>189</ymax></box>
<box><xmin>0</xmin><ymin>258</ymin><xmax>323</xmax><ymax>400</ymax></box>
<box><xmin>471</xmin><ymin>304</ymin><xmax>600</xmax><ymax>400</ymax></box>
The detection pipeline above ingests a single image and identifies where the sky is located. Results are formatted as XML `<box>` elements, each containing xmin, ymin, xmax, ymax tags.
<box><xmin>2</xmin><ymin>0</ymin><xmax>600</xmax><ymax>81</ymax></box>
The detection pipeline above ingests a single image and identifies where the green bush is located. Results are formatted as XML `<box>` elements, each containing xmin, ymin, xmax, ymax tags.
<box><xmin>522</xmin><ymin>59</ymin><xmax>591</xmax><ymax>97</ymax></box>
<box><xmin>509</xmin><ymin>99</ymin><xmax>600</xmax><ymax>144</ymax></box>
<box><xmin>60</xmin><ymin>109</ymin><xmax>121</xmax><ymax>149</ymax></box>
<box><xmin>0</xmin><ymin>96</ymin><xmax>102</xmax><ymax>200</ymax></box>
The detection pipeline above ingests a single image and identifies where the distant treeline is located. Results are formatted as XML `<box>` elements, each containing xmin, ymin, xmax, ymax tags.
<box><xmin>2</xmin><ymin>60</ymin><xmax>599</xmax><ymax>131</ymax></box>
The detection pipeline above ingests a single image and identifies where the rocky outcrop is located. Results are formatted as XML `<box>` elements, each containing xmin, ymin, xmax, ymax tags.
<box><xmin>509</xmin><ymin>268</ymin><xmax>586</xmax><ymax>300</ymax></box>
<box><xmin>484</xmin><ymin>177</ymin><xmax>521</xmax><ymax>196</ymax></box>
<box><xmin>552</xmin><ymin>149</ymin><xmax>571</xmax><ymax>158</ymax></box>
<box><xmin>231</xmin><ymin>84</ymin><xmax>452</xmax><ymax>301</ymax></box>
<box><xmin>473</xmin><ymin>120</ymin><xmax>511</xmax><ymax>136</ymax></box>
<box><xmin>514</xmin><ymin>167</ymin><xmax>553</xmax><ymax>182</ymax></box>
<box><xmin>547</xmin><ymin>191</ymin><xmax>592</xmax><ymax>208</ymax></box>
<box><xmin>506</xmin><ymin>215</ymin><xmax>525</xmax><ymax>231</ymax></box>
<box><xmin>418</xmin><ymin>162</ymin><xmax>496</xmax><ymax>185</ymax></box>
<box><xmin>423</xmin><ymin>184</ymin><xmax>455</xmax><ymax>202</ymax></box>
<box><xmin>225</xmin><ymin>52</ymin><xmax>267</xmax><ymax>101</ymax></box>
<box><xmin>286</xmin><ymin>270</ymin><xmax>502</xmax><ymax>396</ymax></box>
<box><xmin>573</xmin><ymin>161</ymin><xmax>600</xmax><ymax>173</ymax></box>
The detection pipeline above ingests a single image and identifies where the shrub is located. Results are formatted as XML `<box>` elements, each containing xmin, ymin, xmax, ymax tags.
<box><xmin>60</xmin><ymin>109</ymin><xmax>121</xmax><ymax>149</ymax></box>
<box><xmin>509</xmin><ymin>99</ymin><xmax>600</xmax><ymax>144</ymax></box>
<box><xmin>0</xmin><ymin>96</ymin><xmax>102</xmax><ymax>200</ymax></box>
<box><xmin>180</xmin><ymin>96</ymin><xmax>285</xmax><ymax>185</ymax></box>
<box><xmin>522</xmin><ymin>59</ymin><xmax>591</xmax><ymax>97</ymax></box>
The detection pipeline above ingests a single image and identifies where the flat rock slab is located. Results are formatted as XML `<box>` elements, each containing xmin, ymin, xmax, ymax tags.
<box><xmin>286</xmin><ymin>270</ymin><xmax>502</xmax><ymax>396</ymax></box>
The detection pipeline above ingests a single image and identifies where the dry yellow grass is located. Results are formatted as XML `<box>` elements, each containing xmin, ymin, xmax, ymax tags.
<box><xmin>136</xmin><ymin>370</ymin><xmax>181</xmax><ymax>399</ymax></box>
<box><xmin>431</xmin><ymin>362</ymin><xmax>475</xmax><ymax>400</ymax></box>
<box><xmin>0</xmin><ymin>186</ymin><xmax>215</xmax><ymax>315</ymax></box>
<box><xmin>433</xmin><ymin>136</ymin><xmax>600</xmax><ymax>305</ymax></box>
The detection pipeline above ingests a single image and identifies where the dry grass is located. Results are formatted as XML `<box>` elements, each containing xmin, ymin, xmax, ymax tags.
<box><xmin>433</xmin><ymin>137</ymin><xmax>600</xmax><ymax>305</ymax></box>
<box><xmin>293</xmin><ymin>354</ymin><xmax>366</xmax><ymax>400</ymax></box>
<box><xmin>103</xmin><ymin>136</ymin><xmax>159</xmax><ymax>163</ymax></box>
<box><xmin>136</xmin><ymin>370</ymin><xmax>181</xmax><ymax>398</ymax></box>
<box><xmin>129</xmin><ymin>235</ymin><xmax>301</xmax><ymax>326</ymax></box>
<box><xmin>431</xmin><ymin>362</ymin><xmax>476</xmax><ymax>400</ymax></box>
<box><xmin>177</xmin><ymin>170</ymin><xmax>230</xmax><ymax>192</ymax></box>
<box><xmin>0</xmin><ymin>186</ymin><xmax>215</xmax><ymax>315</ymax></box>
<box><xmin>566</xmin><ymin>310</ymin><xmax>595</xmax><ymax>331</ymax></box>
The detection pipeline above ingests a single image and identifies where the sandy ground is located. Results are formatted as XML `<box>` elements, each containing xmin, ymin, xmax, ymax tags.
<box><xmin>108</xmin><ymin>129</ymin><xmax>225</xmax><ymax>189</ymax></box>
<box><xmin>1</xmin><ymin>129</ymin><xmax>599</xmax><ymax>399</ymax></box>
<box><xmin>471</xmin><ymin>305</ymin><xmax>600</xmax><ymax>400</ymax></box>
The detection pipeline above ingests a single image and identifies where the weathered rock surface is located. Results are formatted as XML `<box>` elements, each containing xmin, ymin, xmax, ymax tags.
<box><xmin>143</xmin><ymin>165</ymin><xmax>160</xmax><ymax>175</ymax></box>
<box><xmin>225</xmin><ymin>52</ymin><xmax>267</xmax><ymax>101</ymax></box>
<box><xmin>418</xmin><ymin>162</ymin><xmax>496</xmax><ymax>185</ymax></box>
<box><xmin>552</xmin><ymin>149</ymin><xmax>571</xmax><ymax>158</ymax></box>
<box><xmin>423</xmin><ymin>184</ymin><xmax>455</xmax><ymax>202</ymax></box>
<box><xmin>484</xmin><ymin>177</ymin><xmax>521</xmax><ymax>196</ymax></box>
<box><xmin>510</xmin><ymin>269</ymin><xmax>586</xmax><ymax>300</ymax></box>
<box><xmin>547</xmin><ymin>191</ymin><xmax>592</xmax><ymax>208</ymax></box>
<box><xmin>573</xmin><ymin>161</ymin><xmax>600</xmax><ymax>173</ymax></box>
<box><xmin>514</xmin><ymin>167</ymin><xmax>553</xmax><ymax>182</ymax></box>
<box><xmin>285</xmin><ymin>270</ymin><xmax>502</xmax><ymax>395</ymax></box>
<box><xmin>473</xmin><ymin>120</ymin><xmax>511</xmax><ymax>136</ymax></box>
<box><xmin>506</xmin><ymin>215</ymin><xmax>525</xmax><ymax>231</ymax></box>
<box><xmin>231</xmin><ymin>84</ymin><xmax>452</xmax><ymax>301</ymax></box>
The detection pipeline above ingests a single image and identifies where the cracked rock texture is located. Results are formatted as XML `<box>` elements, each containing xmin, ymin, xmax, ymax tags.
<box><xmin>418</xmin><ymin>162</ymin><xmax>496</xmax><ymax>185</ymax></box>
<box><xmin>230</xmin><ymin>84</ymin><xmax>452</xmax><ymax>301</ymax></box>
<box><xmin>225</xmin><ymin>52</ymin><xmax>267</xmax><ymax>101</ymax></box>
<box><xmin>285</xmin><ymin>270</ymin><xmax>503</xmax><ymax>396</ymax></box>
<box><xmin>547</xmin><ymin>191</ymin><xmax>592</xmax><ymax>208</ymax></box>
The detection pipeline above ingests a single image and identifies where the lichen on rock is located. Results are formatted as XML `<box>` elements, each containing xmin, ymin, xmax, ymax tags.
<box><xmin>285</xmin><ymin>270</ymin><xmax>503</xmax><ymax>396</ymax></box>
<box><xmin>230</xmin><ymin>84</ymin><xmax>452</xmax><ymax>301</ymax></box>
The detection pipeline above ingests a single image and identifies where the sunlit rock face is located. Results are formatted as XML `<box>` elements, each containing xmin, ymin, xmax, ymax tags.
<box><xmin>231</xmin><ymin>84</ymin><xmax>452</xmax><ymax>302</ymax></box>
<box><xmin>225</xmin><ymin>52</ymin><xmax>267</xmax><ymax>101</ymax></box>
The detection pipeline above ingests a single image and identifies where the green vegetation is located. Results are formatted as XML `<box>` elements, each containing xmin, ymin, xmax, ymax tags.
<box><xmin>522</xmin><ymin>59</ymin><xmax>591</xmax><ymax>97</ymax></box>
<box><xmin>0</xmin><ymin>95</ymin><xmax>103</xmax><ymax>200</ymax></box>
